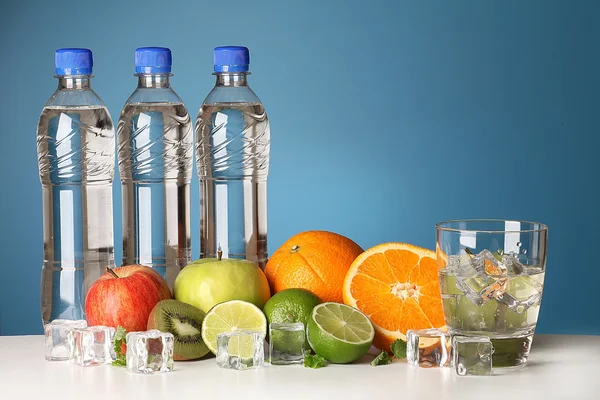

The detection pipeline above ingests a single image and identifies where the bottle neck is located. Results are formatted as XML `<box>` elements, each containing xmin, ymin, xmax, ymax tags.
<box><xmin>57</xmin><ymin>76</ymin><xmax>92</xmax><ymax>90</ymax></box>
<box><xmin>136</xmin><ymin>73</ymin><xmax>171</xmax><ymax>88</ymax></box>
<box><xmin>215</xmin><ymin>72</ymin><xmax>249</xmax><ymax>87</ymax></box>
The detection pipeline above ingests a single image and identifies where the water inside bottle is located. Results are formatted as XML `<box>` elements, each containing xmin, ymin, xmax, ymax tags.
<box><xmin>37</xmin><ymin>105</ymin><xmax>115</xmax><ymax>323</ymax></box>
<box><xmin>118</xmin><ymin>102</ymin><xmax>192</xmax><ymax>287</ymax></box>
<box><xmin>196</xmin><ymin>102</ymin><xmax>270</xmax><ymax>268</ymax></box>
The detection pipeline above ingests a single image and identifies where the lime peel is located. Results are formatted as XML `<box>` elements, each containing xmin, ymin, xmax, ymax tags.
<box><xmin>307</xmin><ymin>302</ymin><xmax>375</xmax><ymax>364</ymax></box>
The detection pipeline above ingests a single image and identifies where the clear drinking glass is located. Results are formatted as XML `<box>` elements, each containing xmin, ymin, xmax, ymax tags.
<box><xmin>436</xmin><ymin>220</ymin><xmax>548</xmax><ymax>370</ymax></box>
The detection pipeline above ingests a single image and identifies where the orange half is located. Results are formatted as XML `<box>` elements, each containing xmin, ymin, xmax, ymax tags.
<box><xmin>343</xmin><ymin>242</ymin><xmax>445</xmax><ymax>352</ymax></box>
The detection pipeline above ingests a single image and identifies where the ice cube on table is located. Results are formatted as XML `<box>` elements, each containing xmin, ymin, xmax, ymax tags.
<box><xmin>44</xmin><ymin>319</ymin><xmax>87</xmax><ymax>361</ymax></box>
<box><xmin>71</xmin><ymin>326</ymin><xmax>116</xmax><ymax>367</ymax></box>
<box><xmin>126</xmin><ymin>330</ymin><xmax>174</xmax><ymax>374</ymax></box>
<box><xmin>453</xmin><ymin>336</ymin><xmax>493</xmax><ymax>376</ymax></box>
<box><xmin>216</xmin><ymin>331</ymin><xmax>265</xmax><ymax>370</ymax></box>
<box><xmin>269</xmin><ymin>322</ymin><xmax>305</xmax><ymax>365</ymax></box>
<box><xmin>406</xmin><ymin>329</ymin><xmax>452</xmax><ymax>368</ymax></box>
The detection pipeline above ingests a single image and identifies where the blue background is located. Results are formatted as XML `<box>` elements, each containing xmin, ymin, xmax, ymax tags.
<box><xmin>0</xmin><ymin>0</ymin><xmax>598</xmax><ymax>336</ymax></box>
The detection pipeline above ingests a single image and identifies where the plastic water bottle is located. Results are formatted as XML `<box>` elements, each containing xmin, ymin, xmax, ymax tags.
<box><xmin>117</xmin><ymin>47</ymin><xmax>193</xmax><ymax>288</ymax></box>
<box><xmin>37</xmin><ymin>49</ymin><xmax>115</xmax><ymax>324</ymax></box>
<box><xmin>196</xmin><ymin>46</ymin><xmax>270</xmax><ymax>268</ymax></box>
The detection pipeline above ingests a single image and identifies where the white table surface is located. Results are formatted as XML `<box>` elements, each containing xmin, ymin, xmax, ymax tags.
<box><xmin>0</xmin><ymin>334</ymin><xmax>598</xmax><ymax>400</ymax></box>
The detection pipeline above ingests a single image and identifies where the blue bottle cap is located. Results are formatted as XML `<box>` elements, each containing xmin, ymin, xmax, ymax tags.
<box><xmin>213</xmin><ymin>46</ymin><xmax>250</xmax><ymax>73</ymax></box>
<box><xmin>135</xmin><ymin>47</ymin><xmax>172</xmax><ymax>74</ymax></box>
<box><xmin>55</xmin><ymin>48</ymin><xmax>93</xmax><ymax>75</ymax></box>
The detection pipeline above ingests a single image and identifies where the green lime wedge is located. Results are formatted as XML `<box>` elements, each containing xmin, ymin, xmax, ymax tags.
<box><xmin>201</xmin><ymin>300</ymin><xmax>267</xmax><ymax>355</ymax></box>
<box><xmin>505</xmin><ymin>307</ymin><xmax>529</xmax><ymax>329</ymax></box>
<box><xmin>439</xmin><ymin>272</ymin><xmax>463</xmax><ymax>295</ymax></box>
<box><xmin>454</xmin><ymin>296</ymin><xmax>497</xmax><ymax>331</ymax></box>
<box><xmin>505</xmin><ymin>275</ymin><xmax>543</xmax><ymax>299</ymax></box>
<box><xmin>306</xmin><ymin>302</ymin><xmax>374</xmax><ymax>364</ymax></box>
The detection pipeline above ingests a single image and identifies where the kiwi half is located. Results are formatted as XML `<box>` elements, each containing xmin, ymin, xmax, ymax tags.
<box><xmin>147</xmin><ymin>299</ymin><xmax>210</xmax><ymax>360</ymax></box>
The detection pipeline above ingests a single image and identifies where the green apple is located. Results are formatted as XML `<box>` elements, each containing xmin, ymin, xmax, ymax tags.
<box><xmin>174</xmin><ymin>258</ymin><xmax>271</xmax><ymax>314</ymax></box>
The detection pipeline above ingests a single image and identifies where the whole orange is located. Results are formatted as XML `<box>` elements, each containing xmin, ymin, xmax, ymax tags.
<box><xmin>265</xmin><ymin>231</ymin><xmax>363</xmax><ymax>302</ymax></box>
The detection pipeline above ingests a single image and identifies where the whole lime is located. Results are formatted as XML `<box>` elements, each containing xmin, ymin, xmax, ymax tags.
<box><xmin>263</xmin><ymin>288</ymin><xmax>321</xmax><ymax>325</ymax></box>
<box><xmin>263</xmin><ymin>288</ymin><xmax>321</xmax><ymax>349</ymax></box>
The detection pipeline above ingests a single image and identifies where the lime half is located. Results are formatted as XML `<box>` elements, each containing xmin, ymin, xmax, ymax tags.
<box><xmin>201</xmin><ymin>300</ymin><xmax>268</xmax><ymax>355</ymax></box>
<box><xmin>307</xmin><ymin>302</ymin><xmax>374</xmax><ymax>364</ymax></box>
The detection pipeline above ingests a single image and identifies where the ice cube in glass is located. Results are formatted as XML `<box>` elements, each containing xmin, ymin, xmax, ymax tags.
<box><xmin>453</xmin><ymin>335</ymin><xmax>493</xmax><ymax>376</ymax></box>
<box><xmin>126</xmin><ymin>330</ymin><xmax>174</xmax><ymax>373</ymax></box>
<box><xmin>71</xmin><ymin>326</ymin><xmax>116</xmax><ymax>366</ymax></box>
<box><xmin>406</xmin><ymin>329</ymin><xmax>451</xmax><ymax>368</ymax></box>
<box><xmin>269</xmin><ymin>322</ymin><xmax>305</xmax><ymax>365</ymax></box>
<box><xmin>216</xmin><ymin>331</ymin><xmax>265</xmax><ymax>370</ymax></box>
<box><xmin>502</xmin><ymin>253</ymin><xmax>525</xmax><ymax>275</ymax></box>
<box><xmin>472</xmin><ymin>249</ymin><xmax>506</xmax><ymax>276</ymax></box>
<box><xmin>44</xmin><ymin>319</ymin><xmax>88</xmax><ymax>361</ymax></box>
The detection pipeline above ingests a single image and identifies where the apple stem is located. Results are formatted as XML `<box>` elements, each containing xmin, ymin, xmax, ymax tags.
<box><xmin>218</xmin><ymin>249</ymin><xmax>223</xmax><ymax>261</ymax></box>
<box><xmin>106</xmin><ymin>267</ymin><xmax>119</xmax><ymax>278</ymax></box>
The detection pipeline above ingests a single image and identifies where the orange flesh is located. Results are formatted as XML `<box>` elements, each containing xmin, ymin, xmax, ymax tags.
<box><xmin>343</xmin><ymin>243</ymin><xmax>445</xmax><ymax>351</ymax></box>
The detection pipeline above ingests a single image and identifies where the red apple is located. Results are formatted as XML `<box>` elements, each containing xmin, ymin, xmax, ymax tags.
<box><xmin>85</xmin><ymin>265</ymin><xmax>171</xmax><ymax>332</ymax></box>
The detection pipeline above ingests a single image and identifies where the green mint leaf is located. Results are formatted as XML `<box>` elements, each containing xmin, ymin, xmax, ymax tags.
<box><xmin>304</xmin><ymin>353</ymin><xmax>326</xmax><ymax>369</ymax></box>
<box><xmin>112</xmin><ymin>356</ymin><xmax>127</xmax><ymax>367</ymax></box>
<box><xmin>391</xmin><ymin>339</ymin><xmax>407</xmax><ymax>359</ymax></box>
<box><xmin>370</xmin><ymin>351</ymin><xmax>392</xmax><ymax>366</ymax></box>
<box><xmin>114</xmin><ymin>326</ymin><xmax>127</xmax><ymax>342</ymax></box>
<box><xmin>112</xmin><ymin>326</ymin><xmax>127</xmax><ymax>367</ymax></box>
